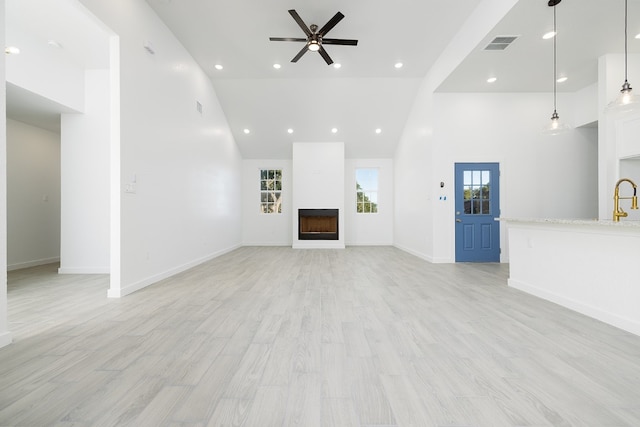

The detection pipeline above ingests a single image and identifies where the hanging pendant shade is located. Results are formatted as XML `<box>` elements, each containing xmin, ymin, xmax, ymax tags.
<box><xmin>607</xmin><ymin>0</ymin><xmax>640</xmax><ymax>113</ymax></box>
<box><xmin>543</xmin><ymin>0</ymin><xmax>571</xmax><ymax>135</ymax></box>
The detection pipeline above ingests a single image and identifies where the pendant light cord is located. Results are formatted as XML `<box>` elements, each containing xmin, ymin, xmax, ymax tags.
<box><xmin>625</xmin><ymin>0</ymin><xmax>629</xmax><ymax>83</ymax></box>
<box><xmin>553</xmin><ymin>3</ymin><xmax>557</xmax><ymax>113</ymax></box>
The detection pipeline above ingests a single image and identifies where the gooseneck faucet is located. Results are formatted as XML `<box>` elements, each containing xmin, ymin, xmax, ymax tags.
<box><xmin>613</xmin><ymin>178</ymin><xmax>639</xmax><ymax>222</ymax></box>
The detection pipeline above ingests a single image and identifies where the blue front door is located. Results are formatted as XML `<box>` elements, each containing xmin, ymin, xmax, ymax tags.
<box><xmin>454</xmin><ymin>163</ymin><xmax>500</xmax><ymax>262</ymax></box>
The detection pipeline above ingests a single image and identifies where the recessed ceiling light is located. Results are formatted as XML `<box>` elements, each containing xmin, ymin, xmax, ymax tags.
<box><xmin>542</xmin><ymin>31</ymin><xmax>556</xmax><ymax>40</ymax></box>
<box><xmin>394</xmin><ymin>62</ymin><xmax>403</xmax><ymax>69</ymax></box>
<box><xmin>375</xmin><ymin>128</ymin><xmax>382</xmax><ymax>134</ymax></box>
<box><xmin>333</xmin><ymin>63</ymin><xmax>341</xmax><ymax>69</ymax></box>
<box><xmin>273</xmin><ymin>63</ymin><xmax>281</xmax><ymax>69</ymax></box>
<box><xmin>331</xmin><ymin>128</ymin><xmax>338</xmax><ymax>134</ymax></box>
<box><xmin>487</xmin><ymin>77</ymin><xmax>497</xmax><ymax>83</ymax></box>
<box><xmin>5</xmin><ymin>46</ymin><xmax>20</xmax><ymax>55</ymax></box>
<box><xmin>287</xmin><ymin>128</ymin><xmax>294</xmax><ymax>134</ymax></box>
<box><xmin>635</xmin><ymin>33</ymin><xmax>640</xmax><ymax>39</ymax></box>
<box><xmin>243</xmin><ymin>128</ymin><xmax>250</xmax><ymax>134</ymax></box>
<box><xmin>214</xmin><ymin>64</ymin><xmax>223</xmax><ymax>70</ymax></box>
<box><xmin>556</xmin><ymin>76</ymin><xmax>568</xmax><ymax>83</ymax></box>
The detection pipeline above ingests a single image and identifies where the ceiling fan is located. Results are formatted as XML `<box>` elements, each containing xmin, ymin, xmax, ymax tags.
<box><xmin>269</xmin><ymin>9</ymin><xmax>358</xmax><ymax>65</ymax></box>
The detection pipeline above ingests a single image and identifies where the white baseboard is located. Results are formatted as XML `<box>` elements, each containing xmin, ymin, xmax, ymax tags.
<box><xmin>58</xmin><ymin>267</ymin><xmax>110</xmax><ymax>274</ymax></box>
<box><xmin>8</xmin><ymin>257</ymin><xmax>60</xmax><ymax>271</ymax></box>
<box><xmin>292</xmin><ymin>242</ymin><xmax>345</xmax><ymax>249</ymax></box>
<box><xmin>345</xmin><ymin>242</ymin><xmax>393</xmax><ymax>246</ymax></box>
<box><xmin>242</xmin><ymin>242</ymin><xmax>291</xmax><ymax>246</ymax></box>
<box><xmin>108</xmin><ymin>244</ymin><xmax>241</xmax><ymax>298</ymax></box>
<box><xmin>0</xmin><ymin>331</ymin><xmax>13</xmax><ymax>349</ymax></box>
<box><xmin>509</xmin><ymin>278</ymin><xmax>640</xmax><ymax>337</ymax></box>
<box><xmin>393</xmin><ymin>244</ymin><xmax>433</xmax><ymax>263</ymax></box>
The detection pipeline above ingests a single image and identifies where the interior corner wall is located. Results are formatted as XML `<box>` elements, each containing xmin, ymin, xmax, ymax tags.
<box><xmin>242</xmin><ymin>159</ymin><xmax>292</xmax><ymax>246</ymax></box>
<box><xmin>0</xmin><ymin>0</ymin><xmax>14</xmax><ymax>349</ymax></box>
<box><xmin>59</xmin><ymin>69</ymin><xmax>111</xmax><ymax>274</ymax></box>
<box><xmin>80</xmin><ymin>0</ymin><xmax>242</xmax><ymax>296</ymax></box>
<box><xmin>393</xmin><ymin>0</ymin><xmax>519</xmax><ymax>262</ymax></box>
<box><xmin>7</xmin><ymin>119</ymin><xmax>61</xmax><ymax>271</ymax></box>
<box><xmin>393</xmin><ymin>78</ymin><xmax>436</xmax><ymax>261</ymax></box>
<box><xmin>345</xmin><ymin>159</ymin><xmax>394</xmax><ymax>246</ymax></box>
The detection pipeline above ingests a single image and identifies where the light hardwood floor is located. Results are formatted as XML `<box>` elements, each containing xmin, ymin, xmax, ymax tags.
<box><xmin>1</xmin><ymin>246</ymin><xmax>640</xmax><ymax>426</ymax></box>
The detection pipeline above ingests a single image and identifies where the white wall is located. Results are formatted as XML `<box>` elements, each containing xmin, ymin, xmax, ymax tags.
<box><xmin>345</xmin><ymin>159</ymin><xmax>394</xmax><ymax>246</ymax></box>
<box><xmin>394</xmin><ymin>78</ymin><xmax>436</xmax><ymax>261</ymax></box>
<box><xmin>6</xmin><ymin>119</ymin><xmax>61</xmax><ymax>270</ymax></box>
<box><xmin>1</xmin><ymin>0</ymin><xmax>14</xmax><ymax>349</ymax></box>
<box><xmin>80</xmin><ymin>0</ymin><xmax>242</xmax><ymax>296</ymax></box>
<box><xmin>242</xmin><ymin>159</ymin><xmax>292</xmax><ymax>246</ymax></box>
<box><xmin>433</xmin><ymin>92</ymin><xmax>598</xmax><ymax>263</ymax></box>
<box><xmin>573</xmin><ymin>83</ymin><xmax>598</xmax><ymax>127</ymax></box>
<box><xmin>59</xmin><ymin>70</ymin><xmax>111</xmax><ymax>274</ymax></box>
<box><xmin>292</xmin><ymin>142</ymin><xmax>345</xmax><ymax>249</ymax></box>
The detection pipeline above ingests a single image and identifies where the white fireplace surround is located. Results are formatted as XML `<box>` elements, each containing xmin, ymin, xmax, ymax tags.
<box><xmin>292</xmin><ymin>142</ymin><xmax>345</xmax><ymax>249</ymax></box>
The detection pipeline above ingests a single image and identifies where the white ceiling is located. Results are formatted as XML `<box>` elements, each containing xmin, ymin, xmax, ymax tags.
<box><xmin>6</xmin><ymin>0</ymin><xmax>640</xmax><ymax>156</ymax></box>
<box><xmin>5</xmin><ymin>0</ymin><xmax>110</xmax><ymax>133</ymax></box>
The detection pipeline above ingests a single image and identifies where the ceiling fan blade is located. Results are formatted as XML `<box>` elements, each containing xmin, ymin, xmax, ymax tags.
<box><xmin>322</xmin><ymin>38</ymin><xmax>358</xmax><ymax>46</ymax></box>
<box><xmin>318</xmin><ymin>12</ymin><xmax>344</xmax><ymax>36</ymax></box>
<box><xmin>288</xmin><ymin>9</ymin><xmax>312</xmax><ymax>37</ymax></box>
<box><xmin>318</xmin><ymin>46</ymin><xmax>334</xmax><ymax>65</ymax></box>
<box><xmin>269</xmin><ymin>37</ymin><xmax>308</xmax><ymax>42</ymax></box>
<box><xmin>291</xmin><ymin>45</ymin><xmax>309</xmax><ymax>63</ymax></box>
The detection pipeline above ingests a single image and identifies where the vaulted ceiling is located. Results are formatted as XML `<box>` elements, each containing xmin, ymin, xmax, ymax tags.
<box><xmin>7</xmin><ymin>0</ymin><xmax>640</xmax><ymax>158</ymax></box>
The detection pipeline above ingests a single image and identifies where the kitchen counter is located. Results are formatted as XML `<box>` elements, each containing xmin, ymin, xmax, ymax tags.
<box><xmin>501</xmin><ymin>217</ymin><xmax>640</xmax><ymax>336</ymax></box>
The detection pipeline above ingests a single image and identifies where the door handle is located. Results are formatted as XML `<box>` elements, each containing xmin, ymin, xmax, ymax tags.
<box><xmin>456</xmin><ymin>219</ymin><xmax>462</xmax><ymax>223</ymax></box>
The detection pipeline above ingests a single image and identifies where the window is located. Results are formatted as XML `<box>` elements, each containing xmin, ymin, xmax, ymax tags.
<box><xmin>260</xmin><ymin>169</ymin><xmax>282</xmax><ymax>214</ymax></box>
<box><xmin>463</xmin><ymin>170</ymin><xmax>491</xmax><ymax>215</ymax></box>
<box><xmin>356</xmin><ymin>168</ymin><xmax>378</xmax><ymax>213</ymax></box>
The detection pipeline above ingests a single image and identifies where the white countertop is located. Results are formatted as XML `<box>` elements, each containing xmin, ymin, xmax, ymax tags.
<box><xmin>498</xmin><ymin>217</ymin><xmax>640</xmax><ymax>228</ymax></box>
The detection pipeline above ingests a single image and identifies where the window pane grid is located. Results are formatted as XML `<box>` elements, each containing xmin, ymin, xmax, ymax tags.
<box><xmin>356</xmin><ymin>168</ymin><xmax>379</xmax><ymax>214</ymax></box>
<box><xmin>260</xmin><ymin>169</ymin><xmax>282</xmax><ymax>214</ymax></box>
<box><xmin>463</xmin><ymin>169</ymin><xmax>491</xmax><ymax>215</ymax></box>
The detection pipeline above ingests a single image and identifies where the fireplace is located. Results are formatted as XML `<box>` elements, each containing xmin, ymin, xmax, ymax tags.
<box><xmin>298</xmin><ymin>209</ymin><xmax>339</xmax><ymax>240</ymax></box>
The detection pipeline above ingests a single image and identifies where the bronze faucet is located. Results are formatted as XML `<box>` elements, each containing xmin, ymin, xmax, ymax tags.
<box><xmin>613</xmin><ymin>178</ymin><xmax>638</xmax><ymax>222</ymax></box>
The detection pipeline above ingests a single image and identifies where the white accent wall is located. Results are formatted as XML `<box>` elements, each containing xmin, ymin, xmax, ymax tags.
<box><xmin>79</xmin><ymin>0</ymin><xmax>243</xmax><ymax>296</ymax></box>
<box><xmin>242</xmin><ymin>159</ymin><xmax>293</xmax><ymax>246</ymax></box>
<box><xmin>292</xmin><ymin>143</ymin><xmax>345</xmax><ymax>249</ymax></box>
<box><xmin>7</xmin><ymin>120</ymin><xmax>61</xmax><ymax>271</ymax></box>
<box><xmin>345</xmin><ymin>159</ymin><xmax>394</xmax><ymax>246</ymax></box>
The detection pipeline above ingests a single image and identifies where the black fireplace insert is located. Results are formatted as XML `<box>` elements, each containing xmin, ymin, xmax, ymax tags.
<box><xmin>298</xmin><ymin>209</ymin><xmax>339</xmax><ymax>240</ymax></box>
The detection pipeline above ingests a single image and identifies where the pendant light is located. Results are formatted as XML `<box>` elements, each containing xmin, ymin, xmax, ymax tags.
<box><xmin>543</xmin><ymin>0</ymin><xmax>571</xmax><ymax>135</ymax></box>
<box><xmin>607</xmin><ymin>0</ymin><xmax>640</xmax><ymax>113</ymax></box>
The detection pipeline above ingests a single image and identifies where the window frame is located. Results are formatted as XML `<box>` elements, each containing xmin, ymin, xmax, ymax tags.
<box><xmin>259</xmin><ymin>168</ymin><xmax>283</xmax><ymax>214</ymax></box>
<box><xmin>355</xmin><ymin>167</ymin><xmax>379</xmax><ymax>214</ymax></box>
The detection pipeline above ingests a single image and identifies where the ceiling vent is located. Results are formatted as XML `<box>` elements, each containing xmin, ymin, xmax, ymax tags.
<box><xmin>484</xmin><ymin>36</ymin><xmax>519</xmax><ymax>51</ymax></box>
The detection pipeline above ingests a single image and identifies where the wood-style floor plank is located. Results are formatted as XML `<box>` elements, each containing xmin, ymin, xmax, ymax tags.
<box><xmin>2</xmin><ymin>246</ymin><xmax>640</xmax><ymax>426</ymax></box>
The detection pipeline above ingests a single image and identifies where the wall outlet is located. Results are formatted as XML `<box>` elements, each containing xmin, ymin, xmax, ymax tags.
<box><xmin>125</xmin><ymin>184</ymin><xmax>136</xmax><ymax>194</ymax></box>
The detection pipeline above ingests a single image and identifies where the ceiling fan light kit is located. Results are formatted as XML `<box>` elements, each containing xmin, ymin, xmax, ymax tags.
<box><xmin>269</xmin><ymin>9</ymin><xmax>358</xmax><ymax>65</ymax></box>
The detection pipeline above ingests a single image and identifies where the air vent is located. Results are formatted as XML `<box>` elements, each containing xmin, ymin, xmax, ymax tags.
<box><xmin>484</xmin><ymin>35</ymin><xmax>519</xmax><ymax>51</ymax></box>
